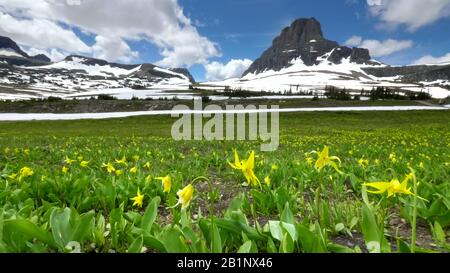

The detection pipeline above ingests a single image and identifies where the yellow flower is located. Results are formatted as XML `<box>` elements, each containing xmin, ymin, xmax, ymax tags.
<box><xmin>8</xmin><ymin>173</ymin><xmax>17</xmax><ymax>180</ymax></box>
<box><xmin>102</xmin><ymin>162</ymin><xmax>116</xmax><ymax>173</ymax></box>
<box><xmin>389</xmin><ymin>153</ymin><xmax>397</xmax><ymax>163</ymax></box>
<box><xmin>306</xmin><ymin>157</ymin><xmax>314</xmax><ymax>166</ymax></box>
<box><xmin>129</xmin><ymin>166</ymin><xmax>138</xmax><ymax>174</ymax></box>
<box><xmin>115</xmin><ymin>156</ymin><xmax>128</xmax><ymax>166</ymax></box>
<box><xmin>19</xmin><ymin>167</ymin><xmax>33</xmax><ymax>181</ymax></box>
<box><xmin>264</xmin><ymin>176</ymin><xmax>271</xmax><ymax>186</ymax></box>
<box><xmin>176</xmin><ymin>184</ymin><xmax>194</xmax><ymax>209</ymax></box>
<box><xmin>358</xmin><ymin>159</ymin><xmax>369</xmax><ymax>168</ymax></box>
<box><xmin>145</xmin><ymin>175</ymin><xmax>152</xmax><ymax>183</ymax></box>
<box><xmin>157</xmin><ymin>175</ymin><xmax>172</xmax><ymax>193</ymax></box>
<box><xmin>365</xmin><ymin>173</ymin><xmax>417</xmax><ymax>198</ymax></box>
<box><xmin>115</xmin><ymin>170</ymin><xmax>123</xmax><ymax>176</ymax></box>
<box><xmin>228</xmin><ymin>150</ymin><xmax>261</xmax><ymax>187</ymax></box>
<box><xmin>374</xmin><ymin>159</ymin><xmax>380</xmax><ymax>165</ymax></box>
<box><xmin>65</xmin><ymin>156</ymin><xmax>76</xmax><ymax>165</ymax></box>
<box><xmin>311</xmin><ymin>146</ymin><xmax>343</xmax><ymax>174</ymax></box>
<box><xmin>80</xmin><ymin>161</ymin><xmax>89</xmax><ymax>168</ymax></box>
<box><xmin>271</xmin><ymin>164</ymin><xmax>279</xmax><ymax>171</ymax></box>
<box><xmin>143</xmin><ymin>162</ymin><xmax>151</xmax><ymax>169</ymax></box>
<box><xmin>130</xmin><ymin>188</ymin><xmax>144</xmax><ymax>208</ymax></box>
<box><xmin>23</xmin><ymin>149</ymin><xmax>30</xmax><ymax>155</ymax></box>
<box><xmin>62</xmin><ymin>165</ymin><xmax>69</xmax><ymax>174</ymax></box>
<box><xmin>133</xmin><ymin>155</ymin><xmax>140</xmax><ymax>162</ymax></box>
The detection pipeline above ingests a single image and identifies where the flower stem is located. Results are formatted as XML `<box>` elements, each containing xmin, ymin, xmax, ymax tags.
<box><xmin>411</xmin><ymin>171</ymin><xmax>418</xmax><ymax>253</ymax></box>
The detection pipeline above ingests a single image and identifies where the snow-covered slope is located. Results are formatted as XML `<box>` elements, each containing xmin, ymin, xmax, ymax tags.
<box><xmin>201</xmin><ymin>51</ymin><xmax>450</xmax><ymax>99</ymax></box>
<box><xmin>0</xmin><ymin>54</ymin><xmax>195</xmax><ymax>100</ymax></box>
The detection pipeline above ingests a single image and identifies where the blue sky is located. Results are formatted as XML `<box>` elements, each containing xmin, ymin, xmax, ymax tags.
<box><xmin>180</xmin><ymin>0</ymin><xmax>450</xmax><ymax>80</ymax></box>
<box><xmin>0</xmin><ymin>0</ymin><xmax>449</xmax><ymax>81</ymax></box>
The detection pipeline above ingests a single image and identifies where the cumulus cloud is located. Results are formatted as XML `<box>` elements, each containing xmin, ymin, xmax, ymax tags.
<box><xmin>0</xmin><ymin>12</ymin><xmax>90</xmax><ymax>53</ymax></box>
<box><xmin>92</xmin><ymin>36</ymin><xmax>139</xmax><ymax>63</ymax></box>
<box><xmin>205</xmin><ymin>59</ymin><xmax>253</xmax><ymax>81</ymax></box>
<box><xmin>23</xmin><ymin>47</ymin><xmax>66</xmax><ymax>62</ymax></box>
<box><xmin>367</xmin><ymin>0</ymin><xmax>450</xmax><ymax>31</ymax></box>
<box><xmin>344</xmin><ymin>36</ymin><xmax>413</xmax><ymax>57</ymax></box>
<box><xmin>0</xmin><ymin>0</ymin><xmax>220</xmax><ymax>66</ymax></box>
<box><xmin>412</xmin><ymin>52</ymin><xmax>450</xmax><ymax>65</ymax></box>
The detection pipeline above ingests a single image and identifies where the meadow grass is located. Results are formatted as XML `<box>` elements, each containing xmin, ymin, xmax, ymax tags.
<box><xmin>0</xmin><ymin>110</ymin><xmax>449</xmax><ymax>253</ymax></box>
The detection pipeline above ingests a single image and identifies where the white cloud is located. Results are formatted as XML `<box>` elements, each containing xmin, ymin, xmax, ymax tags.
<box><xmin>92</xmin><ymin>35</ymin><xmax>139</xmax><ymax>63</ymax></box>
<box><xmin>0</xmin><ymin>12</ymin><xmax>90</xmax><ymax>53</ymax></box>
<box><xmin>205</xmin><ymin>59</ymin><xmax>253</xmax><ymax>81</ymax></box>
<box><xmin>23</xmin><ymin>47</ymin><xmax>66</xmax><ymax>62</ymax></box>
<box><xmin>367</xmin><ymin>0</ymin><xmax>450</xmax><ymax>31</ymax></box>
<box><xmin>344</xmin><ymin>36</ymin><xmax>413</xmax><ymax>57</ymax></box>
<box><xmin>412</xmin><ymin>52</ymin><xmax>450</xmax><ymax>65</ymax></box>
<box><xmin>344</xmin><ymin>36</ymin><xmax>363</xmax><ymax>47</ymax></box>
<box><xmin>0</xmin><ymin>0</ymin><xmax>221</xmax><ymax>67</ymax></box>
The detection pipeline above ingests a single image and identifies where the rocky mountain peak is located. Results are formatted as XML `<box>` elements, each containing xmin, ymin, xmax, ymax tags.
<box><xmin>32</xmin><ymin>54</ymin><xmax>51</xmax><ymax>62</ymax></box>
<box><xmin>243</xmin><ymin>18</ymin><xmax>373</xmax><ymax>76</ymax></box>
<box><xmin>0</xmin><ymin>36</ymin><xmax>29</xmax><ymax>58</ymax></box>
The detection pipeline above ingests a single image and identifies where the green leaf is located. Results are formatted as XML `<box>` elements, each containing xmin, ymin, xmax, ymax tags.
<box><xmin>433</xmin><ymin>221</ymin><xmax>446</xmax><ymax>245</ymax></box>
<box><xmin>267</xmin><ymin>237</ymin><xmax>277</xmax><ymax>253</ymax></box>
<box><xmin>214</xmin><ymin>218</ymin><xmax>265</xmax><ymax>241</ymax></box>
<box><xmin>280</xmin><ymin>232</ymin><xmax>294</xmax><ymax>253</ymax></box>
<box><xmin>281</xmin><ymin>202</ymin><xmax>294</xmax><ymax>225</ymax></box>
<box><xmin>237</xmin><ymin>241</ymin><xmax>253</xmax><ymax>253</ymax></box>
<box><xmin>361</xmin><ymin>203</ymin><xmax>390</xmax><ymax>253</ymax></box>
<box><xmin>281</xmin><ymin>222</ymin><xmax>297</xmax><ymax>242</ymax></box>
<box><xmin>397</xmin><ymin>240</ymin><xmax>411</xmax><ymax>253</ymax></box>
<box><xmin>327</xmin><ymin>243</ymin><xmax>354</xmax><ymax>253</ymax></box>
<box><xmin>128</xmin><ymin>235</ymin><xmax>143</xmax><ymax>253</ymax></box>
<box><xmin>141</xmin><ymin>197</ymin><xmax>160</xmax><ymax>232</ymax></box>
<box><xmin>268</xmin><ymin>221</ymin><xmax>283</xmax><ymax>241</ymax></box>
<box><xmin>3</xmin><ymin>219</ymin><xmax>54</xmax><ymax>247</ymax></box>
<box><xmin>0</xmin><ymin>209</ymin><xmax>3</xmax><ymax>242</ymax></box>
<box><xmin>49</xmin><ymin>208</ymin><xmax>72</xmax><ymax>249</ymax></box>
<box><xmin>162</xmin><ymin>227</ymin><xmax>189</xmax><ymax>253</ymax></box>
<box><xmin>211</xmin><ymin>223</ymin><xmax>222</xmax><ymax>253</ymax></box>
<box><xmin>71</xmin><ymin>210</ymin><xmax>94</xmax><ymax>243</ymax></box>
<box><xmin>143</xmin><ymin>235</ymin><xmax>166</xmax><ymax>253</ymax></box>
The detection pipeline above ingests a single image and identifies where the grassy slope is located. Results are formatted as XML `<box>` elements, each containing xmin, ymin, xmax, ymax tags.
<box><xmin>0</xmin><ymin>110</ymin><xmax>448</xmax><ymax>138</ymax></box>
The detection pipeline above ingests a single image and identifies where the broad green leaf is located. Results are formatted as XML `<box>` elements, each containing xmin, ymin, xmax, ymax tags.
<box><xmin>281</xmin><ymin>222</ymin><xmax>297</xmax><ymax>242</ymax></box>
<box><xmin>211</xmin><ymin>223</ymin><xmax>222</xmax><ymax>253</ymax></box>
<box><xmin>141</xmin><ymin>196</ymin><xmax>160</xmax><ymax>232</ymax></box>
<box><xmin>268</xmin><ymin>221</ymin><xmax>283</xmax><ymax>241</ymax></box>
<box><xmin>128</xmin><ymin>235</ymin><xmax>143</xmax><ymax>253</ymax></box>
<box><xmin>71</xmin><ymin>211</ymin><xmax>94</xmax><ymax>243</ymax></box>
<box><xmin>280</xmin><ymin>232</ymin><xmax>294</xmax><ymax>253</ymax></box>
<box><xmin>3</xmin><ymin>219</ymin><xmax>54</xmax><ymax>247</ymax></box>
<box><xmin>237</xmin><ymin>241</ymin><xmax>252</xmax><ymax>253</ymax></box>
<box><xmin>281</xmin><ymin>202</ymin><xmax>294</xmax><ymax>225</ymax></box>
<box><xmin>50</xmin><ymin>208</ymin><xmax>72</xmax><ymax>249</ymax></box>
<box><xmin>162</xmin><ymin>227</ymin><xmax>189</xmax><ymax>253</ymax></box>
<box><xmin>143</xmin><ymin>235</ymin><xmax>166</xmax><ymax>253</ymax></box>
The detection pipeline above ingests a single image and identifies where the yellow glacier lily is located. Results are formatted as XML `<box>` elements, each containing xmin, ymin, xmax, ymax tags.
<box><xmin>130</xmin><ymin>188</ymin><xmax>144</xmax><ymax>208</ymax></box>
<box><xmin>229</xmin><ymin>150</ymin><xmax>261</xmax><ymax>187</ymax></box>
<box><xmin>175</xmin><ymin>184</ymin><xmax>195</xmax><ymax>209</ymax></box>
<box><xmin>102</xmin><ymin>162</ymin><xmax>116</xmax><ymax>174</ymax></box>
<box><xmin>157</xmin><ymin>175</ymin><xmax>172</xmax><ymax>193</ymax></box>
<box><xmin>311</xmin><ymin>146</ymin><xmax>343</xmax><ymax>174</ymax></box>
<box><xmin>364</xmin><ymin>173</ymin><xmax>421</xmax><ymax>198</ymax></box>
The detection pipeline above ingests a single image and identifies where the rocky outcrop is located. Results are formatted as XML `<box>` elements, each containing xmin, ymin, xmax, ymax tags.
<box><xmin>0</xmin><ymin>36</ymin><xmax>29</xmax><ymax>58</ymax></box>
<box><xmin>243</xmin><ymin>18</ymin><xmax>373</xmax><ymax>76</ymax></box>
<box><xmin>362</xmin><ymin>64</ymin><xmax>450</xmax><ymax>82</ymax></box>
<box><xmin>170</xmin><ymin>68</ymin><xmax>196</xmax><ymax>83</ymax></box>
<box><xmin>32</xmin><ymin>54</ymin><xmax>51</xmax><ymax>62</ymax></box>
